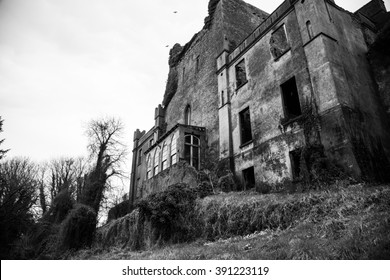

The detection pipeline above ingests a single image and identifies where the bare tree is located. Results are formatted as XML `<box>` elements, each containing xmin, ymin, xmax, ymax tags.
<box><xmin>0</xmin><ymin>117</ymin><xmax>9</xmax><ymax>160</ymax></box>
<box><xmin>80</xmin><ymin>117</ymin><xmax>127</xmax><ymax>214</ymax></box>
<box><xmin>37</xmin><ymin>157</ymin><xmax>88</xmax><ymax>223</ymax></box>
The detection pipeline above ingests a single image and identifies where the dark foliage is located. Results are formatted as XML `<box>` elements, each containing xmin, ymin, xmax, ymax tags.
<box><xmin>44</xmin><ymin>190</ymin><xmax>75</xmax><ymax>224</ymax></box>
<box><xmin>107</xmin><ymin>199</ymin><xmax>134</xmax><ymax>222</ymax></box>
<box><xmin>0</xmin><ymin>158</ymin><xmax>37</xmax><ymax>259</ymax></box>
<box><xmin>137</xmin><ymin>183</ymin><xmax>202</xmax><ymax>243</ymax></box>
<box><xmin>58</xmin><ymin>204</ymin><xmax>97</xmax><ymax>251</ymax></box>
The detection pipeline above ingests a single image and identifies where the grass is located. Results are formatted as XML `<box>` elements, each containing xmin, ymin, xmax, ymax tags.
<box><xmin>71</xmin><ymin>182</ymin><xmax>390</xmax><ymax>260</ymax></box>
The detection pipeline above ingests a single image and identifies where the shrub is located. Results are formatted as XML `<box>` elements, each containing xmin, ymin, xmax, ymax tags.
<box><xmin>44</xmin><ymin>190</ymin><xmax>75</xmax><ymax>224</ymax></box>
<box><xmin>217</xmin><ymin>173</ymin><xmax>241</xmax><ymax>192</ymax></box>
<box><xmin>58</xmin><ymin>204</ymin><xmax>97</xmax><ymax>251</ymax></box>
<box><xmin>107</xmin><ymin>200</ymin><xmax>134</xmax><ymax>222</ymax></box>
<box><xmin>137</xmin><ymin>183</ymin><xmax>201</xmax><ymax>244</ymax></box>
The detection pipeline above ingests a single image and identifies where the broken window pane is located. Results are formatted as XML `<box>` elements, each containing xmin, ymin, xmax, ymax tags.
<box><xmin>235</xmin><ymin>59</ymin><xmax>248</xmax><ymax>89</ymax></box>
<box><xmin>270</xmin><ymin>25</ymin><xmax>290</xmax><ymax>59</ymax></box>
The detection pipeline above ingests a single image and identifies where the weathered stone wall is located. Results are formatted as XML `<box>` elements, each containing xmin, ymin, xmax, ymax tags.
<box><xmin>163</xmin><ymin>0</ymin><xmax>267</xmax><ymax>159</ymax></box>
<box><xmin>368</xmin><ymin>21</ymin><xmax>390</xmax><ymax>124</ymax></box>
<box><xmin>325</xmin><ymin>1</ymin><xmax>390</xmax><ymax>180</ymax></box>
<box><xmin>225</xmin><ymin>6</ymin><xmax>310</xmax><ymax>184</ymax></box>
<box><xmin>138</xmin><ymin>162</ymin><xmax>200</xmax><ymax>199</ymax></box>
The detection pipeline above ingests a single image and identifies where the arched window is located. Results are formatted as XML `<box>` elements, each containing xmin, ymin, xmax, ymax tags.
<box><xmin>153</xmin><ymin>148</ymin><xmax>160</xmax><ymax>175</ymax></box>
<box><xmin>184</xmin><ymin>134</ymin><xmax>200</xmax><ymax>169</ymax></box>
<box><xmin>184</xmin><ymin>105</ymin><xmax>191</xmax><ymax>125</ymax></box>
<box><xmin>306</xmin><ymin>20</ymin><xmax>313</xmax><ymax>39</ymax></box>
<box><xmin>161</xmin><ymin>142</ymin><xmax>168</xmax><ymax>171</ymax></box>
<box><xmin>146</xmin><ymin>154</ymin><xmax>152</xmax><ymax>179</ymax></box>
<box><xmin>170</xmin><ymin>132</ymin><xmax>178</xmax><ymax>166</ymax></box>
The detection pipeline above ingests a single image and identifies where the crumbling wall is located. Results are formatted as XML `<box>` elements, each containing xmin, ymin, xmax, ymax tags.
<box><xmin>138</xmin><ymin>162</ymin><xmax>199</xmax><ymax>199</ymax></box>
<box><xmin>227</xmin><ymin>6</ymin><xmax>310</xmax><ymax>184</ymax></box>
<box><xmin>163</xmin><ymin>0</ymin><xmax>268</xmax><ymax>162</ymax></box>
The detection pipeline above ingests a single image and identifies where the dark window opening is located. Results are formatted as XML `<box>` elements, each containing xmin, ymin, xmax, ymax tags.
<box><xmin>242</xmin><ymin>166</ymin><xmax>255</xmax><ymax>190</ymax></box>
<box><xmin>137</xmin><ymin>149</ymin><xmax>142</xmax><ymax>165</ymax></box>
<box><xmin>196</xmin><ymin>55</ymin><xmax>200</xmax><ymax>73</ymax></box>
<box><xmin>239</xmin><ymin>107</ymin><xmax>253</xmax><ymax>145</ymax></box>
<box><xmin>306</xmin><ymin>20</ymin><xmax>313</xmax><ymax>39</ymax></box>
<box><xmin>290</xmin><ymin>149</ymin><xmax>302</xmax><ymax>180</ymax></box>
<box><xmin>281</xmin><ymin>77</ymin><xmax>302</xmax><ymax>120</ymax></box>
<box><xmin>185</xmin><ymin>105</ymin><xmax>191</xmax><ymax>125</ymax></box>
<box><xmin>270</xmin><ymin>25</ymin><xmax>290</xmax><ymax>59</ymax></box>
<box><xmin>184</xmin><ymin>134</ymin><xmax>200</xmax><ymax>169</ymax></box>
<box><xmin>235</xmin><ymin>59</ymin><xmax>247</xmax><ymax>89</ymax></box>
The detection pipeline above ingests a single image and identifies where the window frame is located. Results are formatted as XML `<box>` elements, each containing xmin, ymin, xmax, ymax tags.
<box><xmin>239</xmin><ymin>107</ymin><xmax>253</xmax><ymax>147</ymax></box>
<box><xmin>153</xmin><ymin>148</ymin><xmax>160</xmax><ymax>176</ymax></box>
<box><xmin>161</xmin><ymin>142</ymin><xmax>168</xmax><ymax>171</ymax></box>
<box><xmin>235</xmin><ymin>58</ymin><xmax>248</xmax><ymax>90</ymax></box>
<box><xmin>137</xmin><ymin>149</ymin><xmax>142</xmax><ymax>166</ymax></box>
<box><xmin>170</xmin><ymin>133</ymin><xmax>178</xmax><ymax>166</ymax></box>
<box><xmin>184</xmin><ymin>105</ymin><xmax>191</xmax><ymax>125</ymax></box>
<box><xmin>146</xmin><ymin>154</ymin><xmax>152</xmax><ymax>180</ymax></box>
<box><xmin>280</xmin><ymin>76</ymin><xmax>302</xmax><ymax>122</ymax></box>
<box><xmin>184</xmin><ymin>134</ymin><xmax>200</xmax><ymax>170</ymax></box>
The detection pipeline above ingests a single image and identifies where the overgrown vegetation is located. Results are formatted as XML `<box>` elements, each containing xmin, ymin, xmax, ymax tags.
<box><xmin>0</xmin><ymin>117</ymin><xmax>127</xmax><ymax>259</ymax></box>
<box><xmin>0</xmin><ymin>158</ymin><xmax>38</xmax><ymax>259</ymax></box>
<box><xmin>73</xmin><ymin>182</ymin><xmax>390</xmax><ymax>260</ymax></box>
<box><xmin>137</xmin><ymin>183</ymin><xmax>212</xmax><ymax>244</ymax></box>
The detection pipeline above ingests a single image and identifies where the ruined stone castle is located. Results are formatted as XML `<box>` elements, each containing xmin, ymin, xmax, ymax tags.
<box><xmin>129</xmin><ymin>0</ymin><xmax>390</xmax><ymax>203</ymax></box>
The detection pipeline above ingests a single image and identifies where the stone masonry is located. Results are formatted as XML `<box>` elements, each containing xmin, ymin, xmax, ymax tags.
<box><xmin>129</xmin><ymin>0</ymin><xmax>390</xmax><ymax>205</ymax></box>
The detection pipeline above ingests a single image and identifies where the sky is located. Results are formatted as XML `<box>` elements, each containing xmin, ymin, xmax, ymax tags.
<box><xmin>0</xmin><ymin>0</ymin><xmax>388</xmax><ymax>191</ymax></box>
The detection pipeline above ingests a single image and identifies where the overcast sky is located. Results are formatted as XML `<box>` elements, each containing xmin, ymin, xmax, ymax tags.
<box><xmin>0</xmin><ymin>0</ymin><xmax>388</xmax><ymax>190</ymax></box>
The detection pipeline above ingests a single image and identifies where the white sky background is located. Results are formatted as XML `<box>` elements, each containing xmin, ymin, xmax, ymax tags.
<box><xmin>0</xmin><ymin>0</ymin><xmax>388</xmax><ymax>192</ymax></box>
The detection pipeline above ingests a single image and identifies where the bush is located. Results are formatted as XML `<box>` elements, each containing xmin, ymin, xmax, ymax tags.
<box><xmin>217</xmin><ymin>173</ymin><xmax>241</xmax><ymax>192</ymax></box>
<box><xmin>58</xmin><ymin>204</ymin><xmax>97</xmax><ymax>251</ymax></box>
<box><xmin>137</xmin><ymin>183</ymin><xmax>201</xmax><ymax>244</ymax></box>
<box><xmin>107</xmin><ymin>200</ymin><xmax>134</xmax><ymax>222</ymax></box>
<box><xmin>44</xmin><ymin>190</ymin><xmax>75</xmax><ymax>224</ymax></box>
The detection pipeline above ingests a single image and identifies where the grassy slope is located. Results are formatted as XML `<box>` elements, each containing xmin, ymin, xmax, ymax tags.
<box><xmin>73</xmin><ymin>183</ymin><xmax>390</xmax><ymax>260</ymax></box>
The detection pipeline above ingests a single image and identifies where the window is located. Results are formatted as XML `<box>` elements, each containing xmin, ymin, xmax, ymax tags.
<box><xmin>239</xmin><ymin>107</ymin><xmax>253</xmax><ymax>145</ymax></box>
<box><xmin>306</xmin><ymin>21</ymin><xmax>313</xmax><ymax>39</ymax></box>
<box><xmin>170</xmin><ymin>133</ymin><xmax>178</xmax><ymax>166</ymax></box>
<box><xmin>281</xmin><ymin>77</ymin><xmax>302</xmax><ymax>120</ymax></box>
<box><xmin>195</xmin><ymin>55</ymin><xmax>200</xmax><ymax>73</ymax></box>
<box><xmin>184</xmin><ymin>134</ymin><xmax>200</xmax><ymax>169</ymax></box>
<box><xmin>162</xmin><ymin>142</ymin><xmax>168</xmax><ymax>171</ymax></box>
<box><xmin>146</xmin><ymin>155</ymin><xmax>152</xmax><ymax>179</ymax></box>
<box><xmin>242</xmin><ymin>167</ymin><xmax>255</xmax><ymax>190</ymax></box>
<box><xmin>185</xmin><ymin>105</ymin><xmax>191</xmax><ymax>125</ymax></box>
<box><xmin>235</xmin><ymin>59</ymin><xmax>247</xmax><ymax>89</ymax></box>
<box><xmin>137</xmin><ymin>149</ymin><xmax>142</xmax><ymax>166</ymax></box>
<box><xmin>270</xmin><ymin>25</ymin><xmax>290</xmax><ymax>59</ymax></box>
<box><xmin>153</xmin><ymin>148</ymin><xmax>160</xmax><ymax>175</ymax></box>
<box><xmin>290</xmin><ymin>149</ymin><xmax>301</xmax><ymax>180</ymax></box>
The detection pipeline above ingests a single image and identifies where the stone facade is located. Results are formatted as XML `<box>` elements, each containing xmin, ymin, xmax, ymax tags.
<box><xmin>130</xmin><ymin>0</ymin><xmax>390</xmax><ymax>204</ymax></box>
